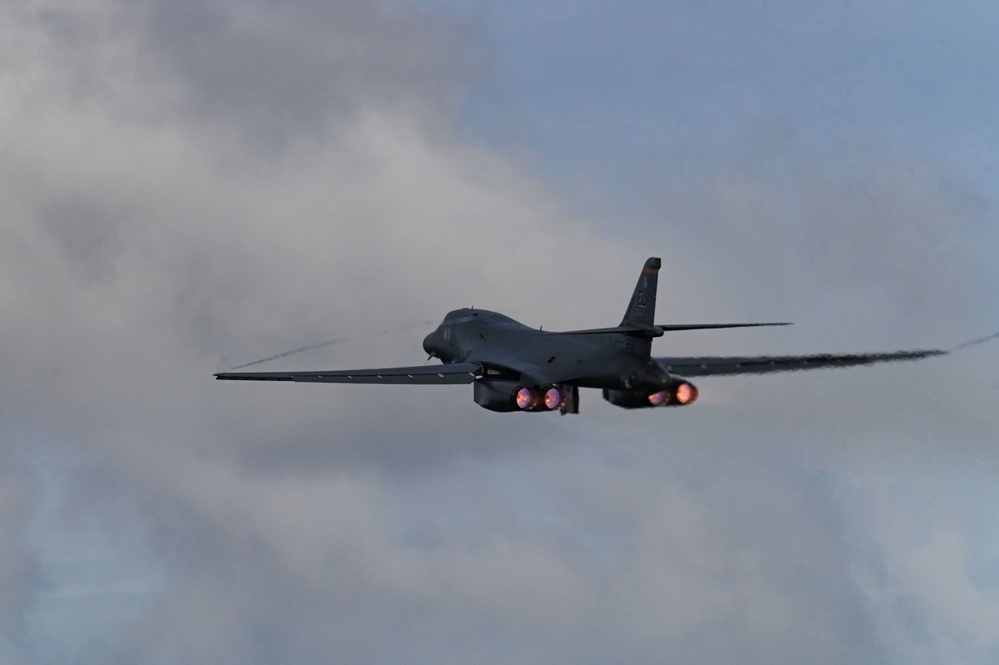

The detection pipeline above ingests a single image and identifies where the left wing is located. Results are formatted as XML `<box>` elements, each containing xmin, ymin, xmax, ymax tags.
<box><xmin>656</xmin><ymin>349</ymin><xmax>947</xmax><ymax>377</ymax></box>
<box><xmin>215</xmin><ymin>362</ymin><xmax>482</xmax><ymax>384</ymax></box>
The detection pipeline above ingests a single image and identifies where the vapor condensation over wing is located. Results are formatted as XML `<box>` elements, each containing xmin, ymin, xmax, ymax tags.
<box><xmin>955</xmin><ymin>331</ymin><xmax>999</xmax><ymax>351</ymax></box>
<box><xmin>225</xmin><ymin>321</ymin><xmax>438</xmax><ymax>370</ymax></box>
<box><xmin>227</xmin><ymin>339</ymin><xmax>352</xmax><ymax>370</ymax></box>
<box><xmin>657</xmin><ymin>349</ymin><xmax>947</xmax><ymax>377</ymax></box>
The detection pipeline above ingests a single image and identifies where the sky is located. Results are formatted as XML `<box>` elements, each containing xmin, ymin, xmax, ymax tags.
<box><xmin>2</xmin><ymin>0</ymin><xmax>998</xmax><ymax>663</ymax></box>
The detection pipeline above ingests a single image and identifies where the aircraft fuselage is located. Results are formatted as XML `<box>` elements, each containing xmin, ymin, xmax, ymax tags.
<box><xmin>422</xmin><ymin>308</ymin><xmax>672</xmax><ymax>391</ymax></box>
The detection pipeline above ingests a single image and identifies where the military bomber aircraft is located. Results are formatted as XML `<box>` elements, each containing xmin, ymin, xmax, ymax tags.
<box><xmin>215</xmin><ymin>258</ymin><xmax>949</xmax><ymax>414</ymax></box>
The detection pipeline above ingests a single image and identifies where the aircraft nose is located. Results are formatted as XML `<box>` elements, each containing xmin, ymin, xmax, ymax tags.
<box><xmin>423</xmin><ymin>330</ymin><xmax>440</xmax><ymax>358</ymax></box>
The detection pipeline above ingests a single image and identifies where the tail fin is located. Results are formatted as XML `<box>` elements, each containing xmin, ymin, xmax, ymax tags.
<box><xmin>621</xmin><ymin>257</ymin><xmax>660</xmax><ymax>327</ymax></box>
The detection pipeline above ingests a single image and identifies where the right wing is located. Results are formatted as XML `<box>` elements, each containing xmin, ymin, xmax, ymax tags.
<box><xmin>656</xmin><ymin>349</ymin><xmax>947</xmax><ymax>377</ymax></box>
<box><xmin>214</xmin><ymin>362</ymin><xmax>482</xmax><ymax>384</ymax></box>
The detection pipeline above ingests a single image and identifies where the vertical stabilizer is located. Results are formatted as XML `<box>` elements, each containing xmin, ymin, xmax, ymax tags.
<box><xmin>621</xmin><ymin>257</ymin><xmax>661</xmax><ymax>327</ymax></box>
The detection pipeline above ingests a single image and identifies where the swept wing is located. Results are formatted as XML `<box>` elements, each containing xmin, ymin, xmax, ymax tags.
<box><xmin>214</xmin><ymin>362</ymin><xmax>482</xmax><ymax>384</ymax></box>
<box><xmin>657</xmin><ymin>349</ymin><xmax>947</xmax><ymax>377</ymax></box>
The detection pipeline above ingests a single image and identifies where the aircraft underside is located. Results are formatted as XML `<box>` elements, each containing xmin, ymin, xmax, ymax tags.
<box><xmin>472</xmin><ymin>378</ymin><xmax>699</xmax><ymax>415</ymax></box>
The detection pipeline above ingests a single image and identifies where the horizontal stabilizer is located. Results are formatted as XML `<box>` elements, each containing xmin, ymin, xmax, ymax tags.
<box><xmin>655</xmin><ymin>322</ymin><xmax>791</xmax><ymax>331</ymax></box>
<box><xmin>547</xmin><ymin>321</ymin><xmax>791</xmax><ymax>338</ymax></box>
<box><xmin>544</xmin><ymin>324</ymin><xmax>664</xmax><ymax>337</ymax></box>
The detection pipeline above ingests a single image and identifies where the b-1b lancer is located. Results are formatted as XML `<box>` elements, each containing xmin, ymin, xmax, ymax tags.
<box><xmin>215</xmin><ymin>258</ymin><xmax>948</xmax><ymax>414</ymax></box>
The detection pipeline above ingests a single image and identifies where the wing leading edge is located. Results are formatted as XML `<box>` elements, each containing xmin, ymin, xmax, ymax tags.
<box><xmin>657</xmin><ymin>349</ymin><xmax>947</xmax><ymax>377</ymax></box>
<box><xmin>214</xmin><ymin>362</ymin><xmax>482</xmax><ymax>384</ymax></box>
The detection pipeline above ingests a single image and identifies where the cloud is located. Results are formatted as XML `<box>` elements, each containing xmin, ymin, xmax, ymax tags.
<box><xmin>2</xmin><ymin>1</ymin><xmax>998</xmax><ymax>664</ymax></box>
<box><xmin>0</xmin><ymin>445</ymin><xmax>41</xmax><ymax>641</ymax></box>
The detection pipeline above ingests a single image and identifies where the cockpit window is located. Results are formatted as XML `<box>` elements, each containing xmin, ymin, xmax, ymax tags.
<box><xmin>443</xmin><ymin>308</ymin><xmax>518</xmax><ymax>326</ymax></box>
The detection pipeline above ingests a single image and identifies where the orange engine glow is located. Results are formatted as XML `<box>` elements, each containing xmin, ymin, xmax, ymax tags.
<box><xmin>543</xmin><ymin>387</ymin><xmax>562</xmax><ymax>410</ymax></box>
<box><xmin>675</xmin><ymin>382</ymin><xmax>699</xmax><ymax>405</ymax></box>
<box><xmin>648</xmin><ymin>390</ymin><xmax>670</xmax><ymax>406</ymax></box>
<box><xmin>515</xmin><ymin>387</ymin><xmax>539</xmax><ymax>410</ymax></box>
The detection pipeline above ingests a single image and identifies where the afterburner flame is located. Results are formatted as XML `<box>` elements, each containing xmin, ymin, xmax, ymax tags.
<box><xmin>648</xmin><ymin>390</ymin><xmax>670</xmax><ymax>406</ymax></box>
<box><xmin>675</xmin><ymin>382</ymin><xmax>698</xmax><ymax>404</ymax></box>
<box><xmin>515</xmin><ymin>387</ymin><xmax>538</xmax><ymax>410</ymax></box>
<box><xmin>543</xmin><ymin>387</ymin><xmax>562</xmax><ymax>410</ymax></box>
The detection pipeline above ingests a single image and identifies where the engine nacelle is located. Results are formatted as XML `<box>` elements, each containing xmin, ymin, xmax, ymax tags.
<box><xmin>473</xmin><ymin>380</ymin><xmax>522</xmax><ymax>412</ymax></box>
<box><xmin>602</xmin><ymin>380</ymin><xmax>699</xmax><ymax>409</ymax></box>
<box><xmin>473</xmin><ymin>380</ymin><xmax>568</xmax><ymax>412</ymax></box>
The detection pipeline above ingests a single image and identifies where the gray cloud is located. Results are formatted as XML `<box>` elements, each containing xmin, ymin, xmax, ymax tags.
<box><xmin>2</xmin><ymin>1</ymin><xmax>997</xmax><ymax>663</ymax></box>
<box><xmin>23</xmin><ymin>0</ymin><xmax>473</xmax><ymax>150</ymax></box>
<box><xmin>0</xmin><ymin>444</ymin><xmax>41</xmax><ymax>649</ymax></box>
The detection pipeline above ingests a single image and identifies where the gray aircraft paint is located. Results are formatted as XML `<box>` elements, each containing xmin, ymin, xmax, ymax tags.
<box><xmin>216</xmin><ymin>258</ymin><xmax>948</xmax><ymax>414</ymax></box>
